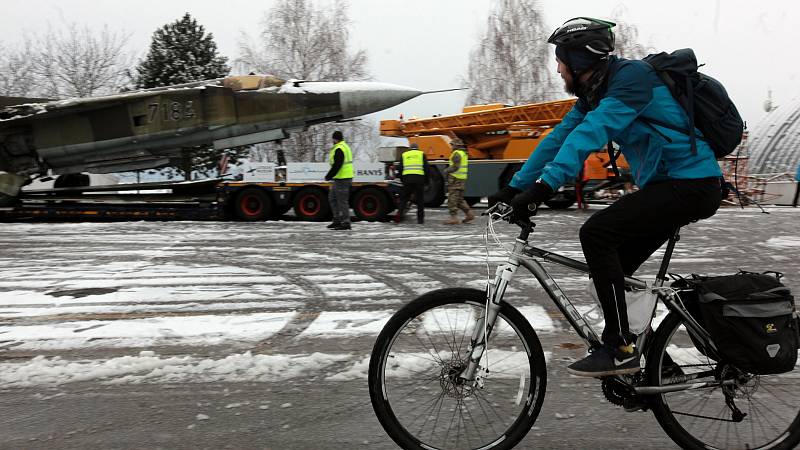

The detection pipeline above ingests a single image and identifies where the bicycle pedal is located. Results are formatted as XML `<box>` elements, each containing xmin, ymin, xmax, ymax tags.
<box><xmin>623</xmin><ymin>403</ymin><xmax>648</xmax><ymax>413</ymax></box>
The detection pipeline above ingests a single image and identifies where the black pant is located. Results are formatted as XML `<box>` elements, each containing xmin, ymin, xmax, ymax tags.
<box><xmin>579</xmin><ymin>178</ymin><xmax>722</xmax><ymax>347</ymax></box>
<box><xmin>399</xmin><ymin>181</ymin><xmax>425</xmax><ymax>223</ymax></box>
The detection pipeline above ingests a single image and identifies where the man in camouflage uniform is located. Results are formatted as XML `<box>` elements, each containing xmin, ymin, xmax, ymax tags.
<box><xmin>443</xmin><ymin>138</ymin><xmax>475</xmax><ymax>225</ymax></box>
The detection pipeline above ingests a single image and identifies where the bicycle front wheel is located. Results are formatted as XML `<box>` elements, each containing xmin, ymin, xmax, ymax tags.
<box><xmin>368</xmin><ymin>288</ymin><xmax>546</xmax><ymax>450</ymax></box>
<box><xmin>647</xmin><ymin>312</ymin><xmax>800</xmax><ymax>450</ymax></box>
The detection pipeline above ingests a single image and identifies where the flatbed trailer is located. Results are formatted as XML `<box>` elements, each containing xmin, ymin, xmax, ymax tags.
<box><xmin>0</xmin><ymin>178</ymin><xmax>396</xmax><ymax>222</ymax></box>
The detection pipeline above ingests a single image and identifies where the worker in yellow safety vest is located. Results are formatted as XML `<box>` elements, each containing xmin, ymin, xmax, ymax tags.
<box><xmin>443</xmin><ymin>138</ymin><xmax>475</xmax><ymax>224</ymax></box>
<box><xmin>324</xmin><ymin>130</ymin><xmax>354</xmax><ymax>230</ymax></box>
<box><xmin>396</xmin><ymin>142</ymin><xmax>429</xmax><ymax>224</ymax></box>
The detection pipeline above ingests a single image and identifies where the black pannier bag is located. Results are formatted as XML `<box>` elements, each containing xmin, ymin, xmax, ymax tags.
<box><xmin>690</xmin><ymin>271</ymin><xmax>798</xmax><ymax>375</ymax></box>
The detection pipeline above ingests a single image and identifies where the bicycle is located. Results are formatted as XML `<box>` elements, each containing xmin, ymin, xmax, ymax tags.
<box><xmin>368</xmin><ymin>203</ymin><xmax>800</xmax><ymax>450</ymax></box>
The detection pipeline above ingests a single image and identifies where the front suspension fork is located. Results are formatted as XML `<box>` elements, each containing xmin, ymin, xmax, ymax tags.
<box><xmin>459</xmin><ymin>246</ymin><xmax>523</xmax><ymax>383</ymax></box>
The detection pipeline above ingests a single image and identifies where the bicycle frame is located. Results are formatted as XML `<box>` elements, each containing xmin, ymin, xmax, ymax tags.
<box><xmin>460</xmin><ymin>221</ymin><xmax>717</xmax><ymax>388</ymax></box>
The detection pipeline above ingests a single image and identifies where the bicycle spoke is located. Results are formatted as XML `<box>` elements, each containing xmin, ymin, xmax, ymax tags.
<box><xmin>428</xmin><ymin>391</ymin><xmax>448</xmax><ymax>441</ymax></box>
<box><xmin>472</xmin><ymin>388</ymin><xmax>510</xmax><ymax>426</ymax></box>
<box><xmin>414</xmin><ymin>391</ymin><xmax>447</xmax><ymax>437</ymax></box>
<box><xmin>442</xmin><ymin>308</ymin><xmax>462</xmax><ymax>360</ymax></box>
<box><xmin>408</xmin><ymin>392</ymin><xmax>456</xmax><ymax>421</ymax></box>
<box><xmin>456</xmin><ymin>310</ymin><xmax>474</xmax><ymax>358</ymax></box>
<box><xmin>390</xmin><ymin>377</ymin><xmax>442</xmax><ymax>398</ymax></box>
<box><xmin>755</xmin><ymin>381</ymin><xmax>799</xmax><ymax>411</ymax></box>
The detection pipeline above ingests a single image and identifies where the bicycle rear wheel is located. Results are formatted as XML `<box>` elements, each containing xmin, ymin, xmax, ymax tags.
<box><xmin>647</xmin><ymin>312</ymin><xmax>800</xmax><ymax>450</ymax></box>
<box><xmin>368</xmin><ymin>288</ymin><xmax>546</xmax><ymax>450</ymax></box>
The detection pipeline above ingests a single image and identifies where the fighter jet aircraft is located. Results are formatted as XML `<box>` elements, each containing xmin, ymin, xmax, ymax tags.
<box><xmin>0</xmin><ymin>75</ymin><xmax>424</xmax><ymax>204</ymax></box>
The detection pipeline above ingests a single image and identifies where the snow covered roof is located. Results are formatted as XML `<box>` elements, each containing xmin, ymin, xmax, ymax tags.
<box><xmin>747</xmin><ymin>97</ymin><xmax>800</xmax><ymax>175</ymax></box>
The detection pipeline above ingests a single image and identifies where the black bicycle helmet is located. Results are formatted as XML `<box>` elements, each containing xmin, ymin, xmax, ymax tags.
<box><xmin>547</xmin><ymin>17</ymin><xmax>616</xmax><ymax>55</ymax></box>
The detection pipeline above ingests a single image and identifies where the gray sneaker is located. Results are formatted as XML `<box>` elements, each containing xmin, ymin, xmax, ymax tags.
<box><xmin>567</xmin><ymin>344</ymin><xmax>640</xmax><ymax>378</ymax></box>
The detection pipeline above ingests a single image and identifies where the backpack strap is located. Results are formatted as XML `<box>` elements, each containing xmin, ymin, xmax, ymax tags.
<box><xmin>607</xmin><ymin>141</ymin><xmax>620</xmax><ymax>178</ymax></box>
<box><xmin>685</xmin><ymin>76</ymin><xmax>698</xmax><ymax>155</ymax></box>
<box><xmin>639</xmin><ymin>59</ymin><xmax>701</xmax><ymax>155</ymax></box>
<box><xmin>591</xmin><ymin>62</ymin><xmax>622</xmax><ymax>179</ymax></box>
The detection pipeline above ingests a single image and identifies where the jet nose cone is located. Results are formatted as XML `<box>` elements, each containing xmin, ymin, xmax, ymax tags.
<box><xmin>299</xmin><ymin>81</ymin><xmax>422</xmax><ymax>118</ymax></box>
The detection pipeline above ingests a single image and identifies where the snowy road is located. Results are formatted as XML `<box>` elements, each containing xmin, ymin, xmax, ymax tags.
<box><xmin>0</xmin><ymin>206</ymin><xmax>798</xmax><ymax>449</ymax></box>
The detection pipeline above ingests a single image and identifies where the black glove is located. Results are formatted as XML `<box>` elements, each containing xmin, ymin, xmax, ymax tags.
<box><xmin>488</xmin><ymin>185</ymin><xmax>521</xmax><ymax>207</ymax></box>
<box><xmin>510</xmin><ymin>181</ymin><xmax>554</xmax><ymax>220</ymax></box>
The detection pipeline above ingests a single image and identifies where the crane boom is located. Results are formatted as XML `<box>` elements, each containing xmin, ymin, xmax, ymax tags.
<box><xmin>380</xmin><ymin>99</ymin><xmax>578</xmax><ymax>160</ymax></box>
<box><xmin>382</xmin><ymin>99</ymin><xmax>576</xmax><ymax>137</ymax></box>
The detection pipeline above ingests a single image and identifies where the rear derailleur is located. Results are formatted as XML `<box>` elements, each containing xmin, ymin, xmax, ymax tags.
<box><xmin>719</xmin><ymin>365</ymin><xmax>750</xmax><ymax>423</ymax></box>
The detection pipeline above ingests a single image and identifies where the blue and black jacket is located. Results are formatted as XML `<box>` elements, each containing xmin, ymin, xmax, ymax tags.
<box><xmin>509</xmin><ymin>56</ymin><xmax>722</xmax><ymax>192</ymax></box>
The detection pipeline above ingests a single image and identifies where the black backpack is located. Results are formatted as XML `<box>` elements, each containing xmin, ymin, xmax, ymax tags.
<box><xmin>640</xmin><ymin>48</ymin><xmax>744</xmax><ymax>158</ymax></box>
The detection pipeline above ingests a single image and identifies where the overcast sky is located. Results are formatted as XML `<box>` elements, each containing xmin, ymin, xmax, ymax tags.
<box><xmin>1</xmin><ymin>0</ymin><xmax>797</xmax><ymax>129</ymax></box>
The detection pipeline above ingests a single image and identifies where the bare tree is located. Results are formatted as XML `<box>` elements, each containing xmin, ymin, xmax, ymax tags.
<box><xmin>238</xmin><ymin>0</ymin><xmax>368</xmax><ymax>81</ymax></box>
<box><xmin>238</xmin><ymin>0</ymin><xmax>374</xmax><ymax>162</ymax></box>
<box><xmin>465</xmin><ymin>0</ymin><xmax>558</xmax><ymax>105</ymax></box>
<box><xmin>275</xmin><ymin>121</ymin><xmax>379</xmax><ymax>163</ymax></box>
<box><xmin>610</xmin><ymin>6</ymin><xmax>652</xmax><ymax>60</ymax></box>
<box><xmin>24</xmin><ymin>23</ymin><xmax>133</xmax><ymax>98</ymax></box>
<box><xmin>0</xmin><ymin>42</ymin><xmax>37</xmax><ymax>97</ymax></box>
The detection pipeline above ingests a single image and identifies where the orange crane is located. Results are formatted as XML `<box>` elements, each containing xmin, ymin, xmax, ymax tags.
<box><xmin>379</xmin><ymin>99</ymin><xmax>630</xmax><ymax>208</ymax></box>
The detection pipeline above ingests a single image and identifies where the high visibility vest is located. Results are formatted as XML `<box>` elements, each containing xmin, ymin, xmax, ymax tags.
<box><xmin>401</xmin><ymin>150</ymin><xmax>425</xmax><ymax>176</ymax></box>
<box><xmin>449</xmin><ymin>149</ymin><xmax>469</xmax><ymax>180</ymax></box>
<box><xmin>329</xmin><ymin>140</ymin><xmax>354</xmax><ymax>179</ymax></box>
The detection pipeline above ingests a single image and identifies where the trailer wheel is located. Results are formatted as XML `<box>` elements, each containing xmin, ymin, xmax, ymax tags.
<box><xmin>234</xmin><ymin>188</ymin><xmax>274</xmax><ymax>221</ymax></box>
<box><xmin>544</xmin><ymin>191</ymin><xmax>577</xmax><ymax>210</ymax></box>
<box><xmin>465</xmin><ymin>196</ymin><xmax>482</xmax><ymax>207</ymax></box>
<box><xmin>424</xmin><ymin>169</ymin><xmax>446</xmax><ymax>207</ymax></box>
<box><xmin>293</xmin><ymin>187</ymin><xmax>332</xmax><ymax>221</ymax></box>
<box><xmin>353</xmin><ymin>187</ymin><xmax>392</xmax><ymax>221</ymax></box>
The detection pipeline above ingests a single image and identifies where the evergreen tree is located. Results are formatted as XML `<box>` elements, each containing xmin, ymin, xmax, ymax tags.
<box><xmin>135</xmin><ymin>13</ymin><xmax>230</xmax><ymax>88</ymax></box>
<box><xmin>135</xmin><ymin>13</ymin><xmax>241</xmax><ymax>180</ymax></box>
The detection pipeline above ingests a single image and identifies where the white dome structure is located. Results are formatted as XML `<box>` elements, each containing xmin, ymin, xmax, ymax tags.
<box><xmin>747</xmin><ymin>97</ymin><xmax>800</xmax><ymax>175</ymax></box>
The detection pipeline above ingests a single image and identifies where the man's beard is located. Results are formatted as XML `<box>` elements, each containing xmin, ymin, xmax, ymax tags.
<box><xmin>563</xmin><ymin>77</ymin><xmax>576</xmax><ymax>96</ymax></box>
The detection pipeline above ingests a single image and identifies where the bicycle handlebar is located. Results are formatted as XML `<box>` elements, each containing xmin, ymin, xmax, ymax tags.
<box><xmin>484</xmin><ymin>203</ymin><xmax>535</xmax><ymax>241</ymax></box>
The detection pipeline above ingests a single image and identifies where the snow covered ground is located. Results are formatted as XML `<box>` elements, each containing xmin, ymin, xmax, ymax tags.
<box><xmin>0</xmin><ymin>206</ymin><xmax>798</xmax><ymax>388</ymax></box>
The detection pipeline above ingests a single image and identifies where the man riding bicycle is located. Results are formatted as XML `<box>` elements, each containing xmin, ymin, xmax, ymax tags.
<box><xmin>490</xmin><ymin>17</ymin><xmax>723</xmax><ymax>377</ymax></box>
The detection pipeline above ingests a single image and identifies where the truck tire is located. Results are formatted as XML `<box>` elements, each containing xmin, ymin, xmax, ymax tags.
<box><xmin>293</xmin><ymin>187</ymin><xmax>332</xmax><ymax>221</ymax></box>
<box><xmin>424</xmin><ymin>169</ymin><xmax>446</xmax><ymax>207</ymax></box>
<box><xmin>352</xmin><ymin>187</ymin><xmax>393</xmax><ymax>222</ymax></box>
<box><xmin>234</xmin><ymin>188</ymin><xmax>274</xmax><ymax>221</ymax></box>
<box><xmin>544</xmin><ymin>191</ymin><xmax>577</xmax><ymax>210</ymax></box>
<box><xmin>53</xmin><ymin>173</ymin><xmax>91</xmax><ymax>188</ymax></box>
